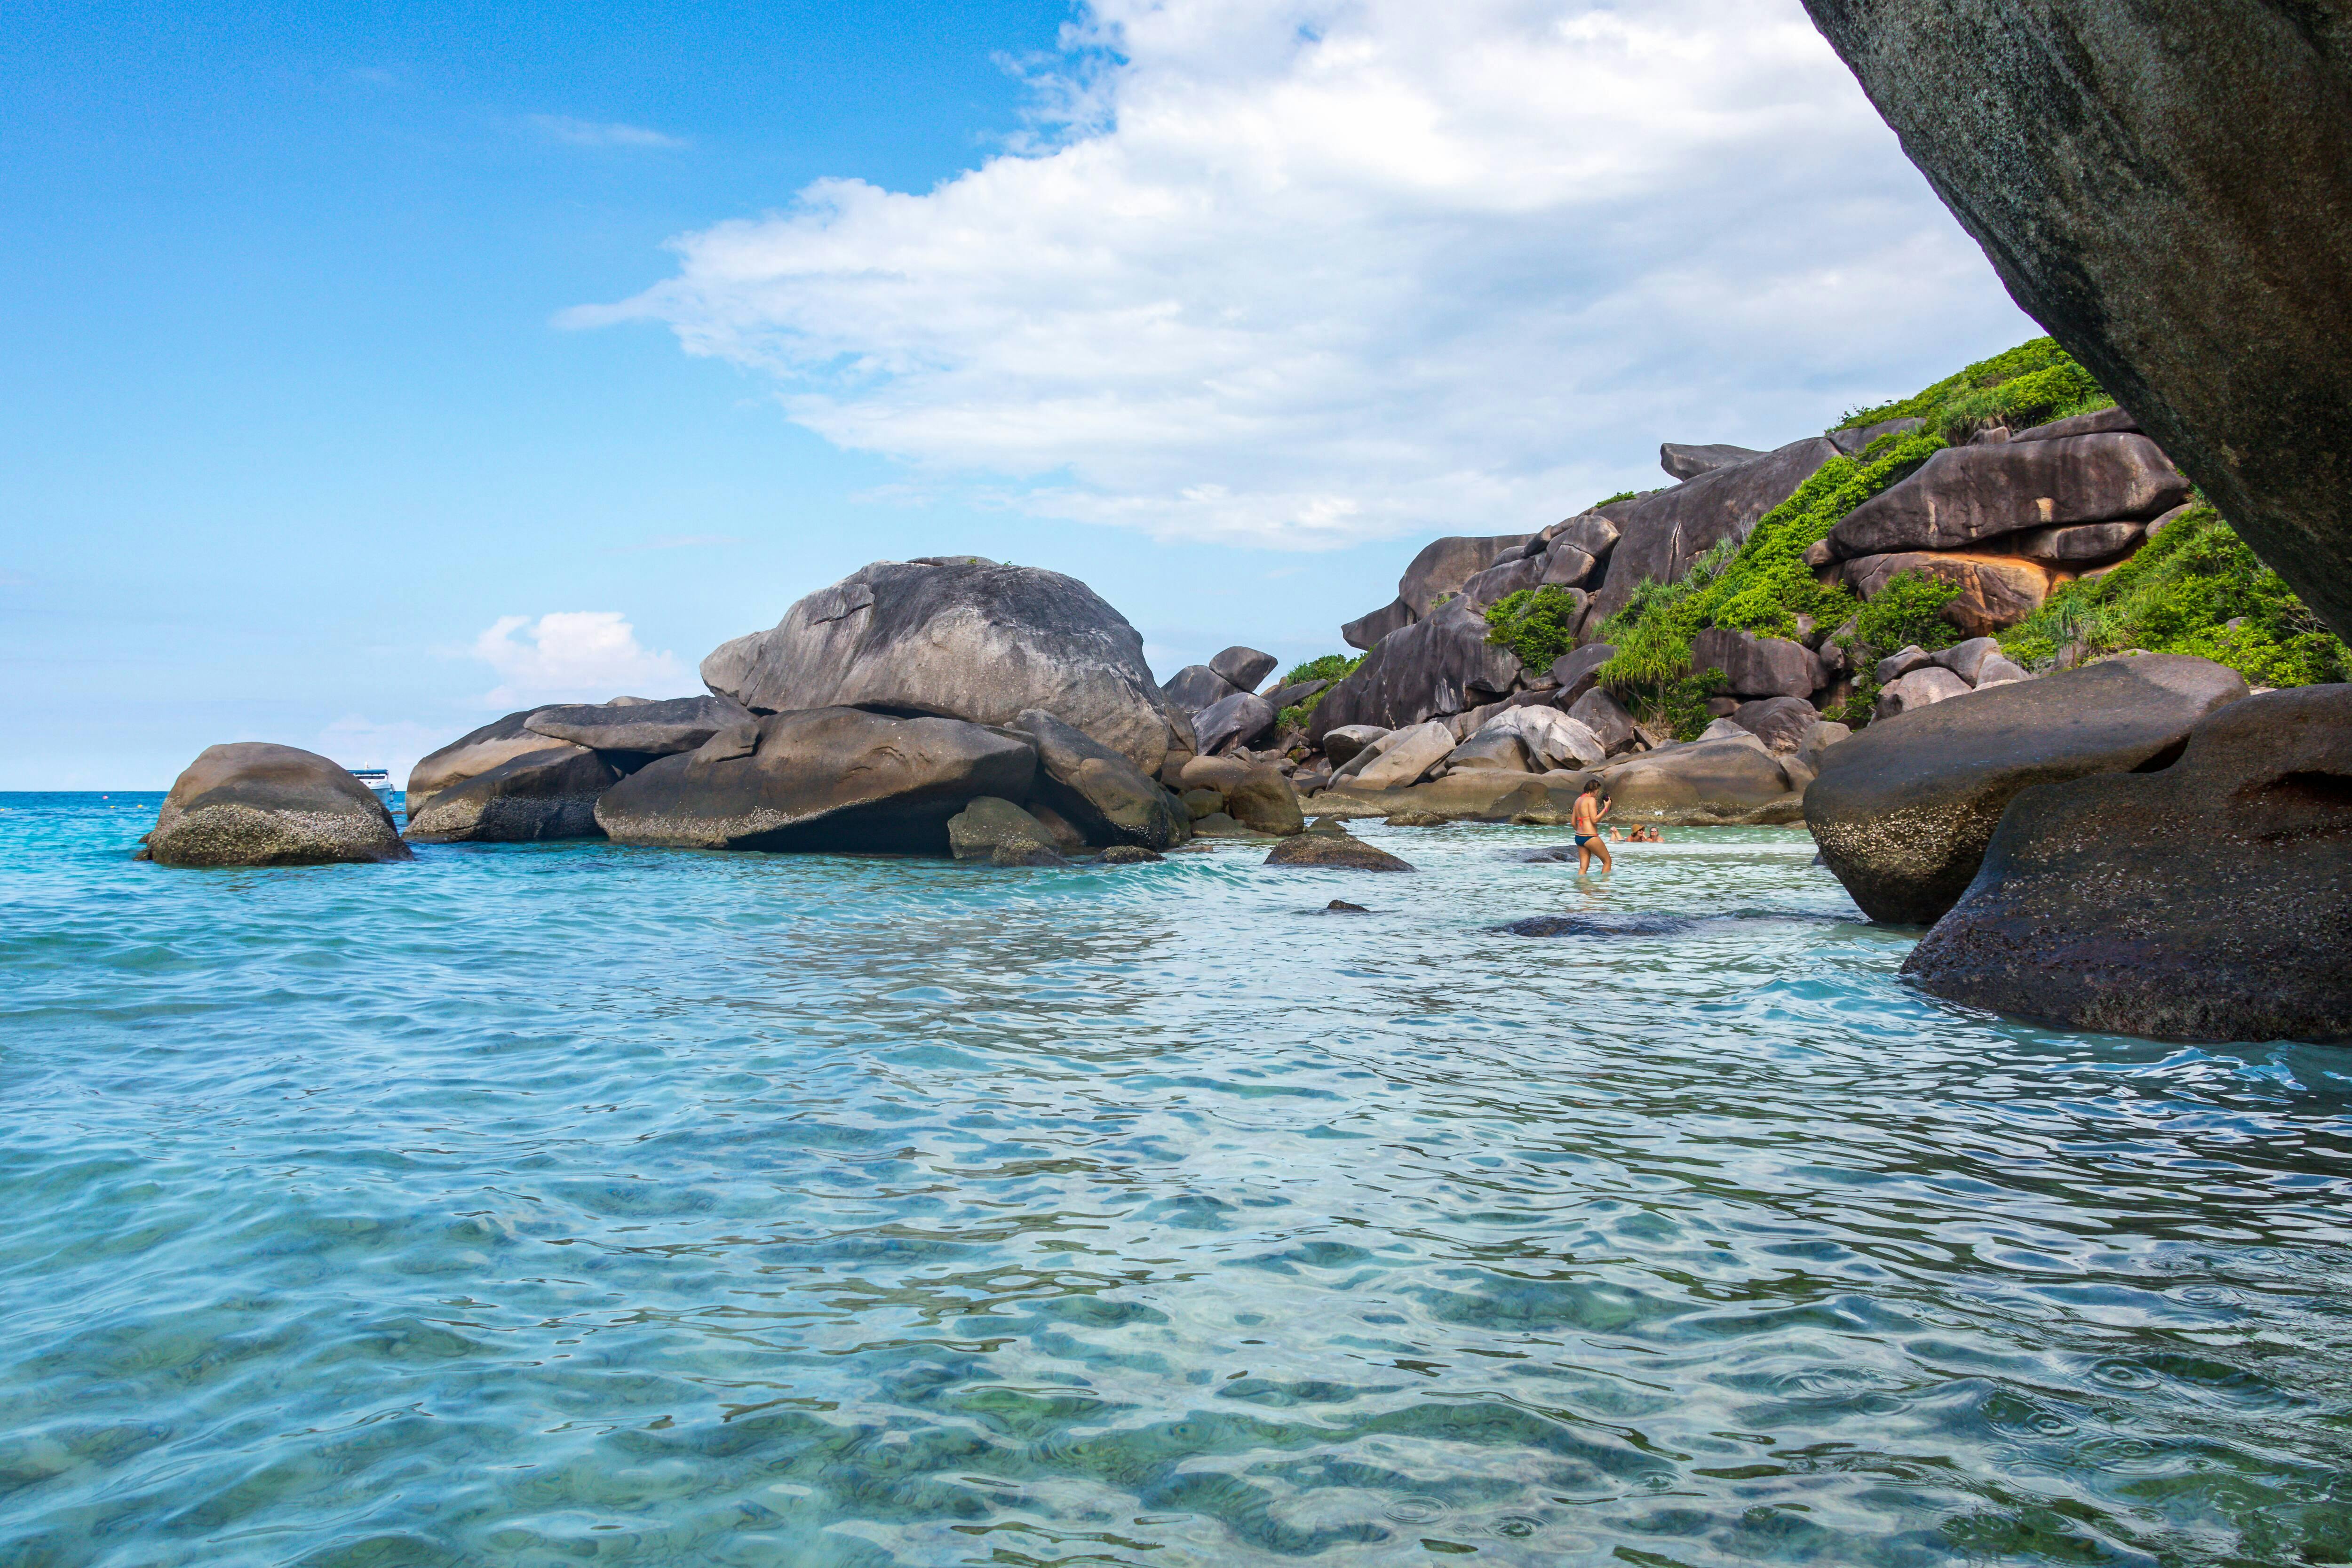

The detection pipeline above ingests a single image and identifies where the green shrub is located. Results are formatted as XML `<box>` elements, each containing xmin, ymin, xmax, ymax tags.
<box><xmin>1998</xmin><ymin>506</ymin><xmax>2350</xmax><ymax>687</ymax></box>
<box><xmin>1592</xmin><ymin>490</ymin><xmax>1637</xmax><ymax>508</ymax></box>
<box><xmin>1833</xmin><ymin>336</ymin><xmax>2097</xmax><ymax>434</ymax></box>
<box><xmin>1854</xmin><ymin>570</ymin><xmax>1964</xmax><ymax>653</ymax></box>
<box><xmin>1281</xmin><ymin>652</ymin><xmax>1361</xmax><ymax>685</ymax></box>
<box><xmin>1482</xmin><ymin>585</ymin><xmax>1586</xmax><ymax>671</ymax></box>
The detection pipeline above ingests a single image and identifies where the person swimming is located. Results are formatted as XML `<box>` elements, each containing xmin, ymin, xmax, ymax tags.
<box><xmin>1572</xmin><ymin>781</ymin><xmax>1613</xmax><ymax>874</ymax></box>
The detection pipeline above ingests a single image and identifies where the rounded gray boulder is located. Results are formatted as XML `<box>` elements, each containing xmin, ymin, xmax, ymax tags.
<box><xmin>1805</xmin><ymin>654</ymin><xmax>2248</xmax><ymax>924</ymax></box>
<box><xmin>145</xmin><ymin>743</ymin><xmax>409</xmax><ymax>868</ymax></box>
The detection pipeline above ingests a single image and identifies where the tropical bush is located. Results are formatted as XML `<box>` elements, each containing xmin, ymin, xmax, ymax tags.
<box><xmin>1482</xmin><ymin>585</ymin><xmax>1585</xmax><ymax>671</ymax></box>
<box><xmin>1998</xmin><ymin>507</ymin><xmax>2349</xmax><ymax>686</ymax></box>
<box><xmin>1834</xmin><ymin>336</ymin><xmax>2110</xmax><ymax>442</ymax></box>
<box><xmin>1853</xmin><ymin>570</ymin><xmax>1963</xmax><ymax>654</ymax></box>
<box><xmin>1274</xmin><ymin>652</ymin><xmax>1363</xmax><ymax>729</ymax></box>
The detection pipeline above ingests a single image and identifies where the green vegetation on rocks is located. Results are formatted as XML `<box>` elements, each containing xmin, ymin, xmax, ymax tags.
<box><xmin>1999</xmin><ymin>507</ymin><xmax>2350</xmax><ymax>686</ymax></box>
<box><xmin>1853</xmin><ymin>570</ymin><xmax>1963</xmax><ymax>654</ymax></box>
<box><xmin>1481</xmin><ymin>586</ymin><xmax>1584</xmax><ymax>670</ymax></box>
<box><xmin>1276</xmin><ymin>652</ymin><xmax>1363</xmax><ymax>728</ymax></box>
<box><xmin>1834</xmin><ymin>336</ymin><xmax>2110</xmax><ymax>444</ymax></box>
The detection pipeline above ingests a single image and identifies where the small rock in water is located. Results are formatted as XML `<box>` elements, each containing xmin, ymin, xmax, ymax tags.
<box><xmin>1325</xmin><ymin>899</ymin><xmax>1371</xmax><ymax>914</ymax></box>
<box><xmin>1264</xmin><ymin>831</ymin><xmax>1414</xmax><ymax>872</ymax></box>
<box><xmin>1096</xmin><ymin>844</ymin><xmax>1162</xmax><ymax>865</ymax></box>
<box><xmin>1384</xmin><ymin>809</ymin><xmax>1451</xmax><ymax>827</ymax></box>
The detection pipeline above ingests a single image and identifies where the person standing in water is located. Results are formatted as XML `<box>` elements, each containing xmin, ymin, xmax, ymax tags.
<box><xmin>1572</xmin><ymin>780</ymin><xmax>1613</xmax><ymax>874</ymax></box>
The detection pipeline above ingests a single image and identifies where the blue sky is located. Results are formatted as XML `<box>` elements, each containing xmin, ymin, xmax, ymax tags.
<box><xmin>1</xmin><ymin>0</ymin><xmax>2035</xmax><ymax>788</ymax></box>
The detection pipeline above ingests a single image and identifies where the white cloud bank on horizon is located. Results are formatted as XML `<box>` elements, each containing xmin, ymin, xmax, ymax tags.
<box><xmin>471</xmin><ymin>612</ymin><xmax>688</xmax><ymax>708</ymax></box>
<box><xmin>568</xmin><ymin>0</ymin><xmax>2033</xmax><ymax>549</ymax></box>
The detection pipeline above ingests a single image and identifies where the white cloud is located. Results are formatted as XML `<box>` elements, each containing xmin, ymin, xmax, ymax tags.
<box><xmin>570</xmin><ymin>0</ymin><xmax>2032</xmax><ymax>549</ymax></box>
<box><xmin>470</xmin><ymin>612</ymin><xmax>688</xmax><ymax>708</ymax></box>
<box><xmin>529</xmin><ymin>114</ymin><xmax>687</xmax><ymax>149</ymax></box>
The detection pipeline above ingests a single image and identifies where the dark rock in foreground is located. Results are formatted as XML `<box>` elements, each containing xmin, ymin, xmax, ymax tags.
<box><xmin>947</xmin><ymin>796</ymin><xmax>1068</xmax><ymax>866</ymax></box>
<box><xmin>1012</xmin><ymin>708</ymin><xmax>1190</xmax><ymax>850</ymax></box>
<box><xmin>524</xmin><ymin>695</ymin><xmax>754</xmax><ymax>757</ymax></box>
<box><xmin>1805</xmin><ymin>654</ymin><xmax>2248</xmax><ymax>924</ymax></box>
<box><xmin>1798</xmin><ymin>0</ymin><xmax>2352</xmax><ymax>640</ymax></box>
<box><xmin>595</xmin><ymin>707</ymin><xmax>1036</xmax><ymax>853</ymax></box>
<box><xmin>403</xmin><ymin>744</ymin><xmax>616</xmax><ymax>843</ymax></box>
<box><xmin>1904</xmin><ymin>686</ymin><xmax>2352</xmax><ymax>1042</ymax></box>
<box><xmin>1264</xmin><ymin>829</ymin><xmax>1414</xmax><ymax>871</ymax></box>
<box><xmin>702</xmin><ymin>559</ymin><xmax>1178</xmax><ymax>773</ymax></box>
<box><xmin>146</xmin><ymin>743</ymin><xmax>409</xmax><ymax>867</ymax></box>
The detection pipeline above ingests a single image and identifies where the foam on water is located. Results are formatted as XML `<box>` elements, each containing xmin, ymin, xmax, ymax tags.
<box><xmin>2</xmin><ymin>793</ymin><xmax>2349</xmax><ymax>1566</ymax></box>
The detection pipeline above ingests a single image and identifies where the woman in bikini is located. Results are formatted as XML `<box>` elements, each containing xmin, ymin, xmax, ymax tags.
<box><xmin>1572</xmin><ymin>781</ymin><xmax>1613</xmax><ymax>874</ymax></box>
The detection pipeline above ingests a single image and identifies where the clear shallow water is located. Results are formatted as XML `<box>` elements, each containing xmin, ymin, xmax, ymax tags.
<box><xmin>2</xmin><ymin>792</ymin><xmax>2349</xmax><ymax>1568</ymax></box>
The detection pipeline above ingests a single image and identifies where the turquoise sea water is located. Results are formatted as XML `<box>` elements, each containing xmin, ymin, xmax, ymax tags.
<box><xmin>2</xmin><ymin>792</ymin><xmax>2348</xmax><ymax>1568</ymax></box>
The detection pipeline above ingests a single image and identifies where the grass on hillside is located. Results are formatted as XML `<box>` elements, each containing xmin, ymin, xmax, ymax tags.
<box><xmin>1276</xmin><ymin>652</ymin><xmax>1363</xmax><ymax>729</ymax></box>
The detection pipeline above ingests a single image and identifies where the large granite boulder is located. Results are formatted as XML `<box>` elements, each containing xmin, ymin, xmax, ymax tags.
<box><xmin>1208</xmin><ymin>646</ymin><xmax>1278</xmax><ymax>691</ymax></box>
<box><xmin>524</xmin><ymin>695</ymin><xmax>754</xmax><ymax>758</ymax></box>
<box><xmin>594</xmin><ymin>707</ymin><xmax>1037</xmax><ymax>853</ymax></box>
<box><xmin>1590</xmin><ymin>738</ymin><xmax>1804</xmax><ymax>823</ymax></box>
<box><xmin>2014</xmin><ymin>407</ymin><xmax>2138</xmax><ymax>443</ymax></box>
<box><xmin>1398</xmin><ymin>535</ymin><xmax>1534</xmax><ymax>616</ymax></box>
<box><xmin>947</xmin><ymin>796</ymin><xmax>1067</xmax><ymax>867</ymax></box>
<box><xmin>2012</xmin><ymin>519</ymin><xmax>2145</xmax><ymax>564</ymax></box>
<box><xmin>1661</xmin><ymin>442</ymin><xmax>1765</xmax><ymax>481</ymax></box>
<box><xmin>1546</xmin><ymin>512</ymin><xmax>1621</xmax><ymax>568</ymax></box>
<box><xmin>1162</xmin><ymin>664</ymin><xmax>1240</xmax><ymax>716</ymax></box>
<box><xmin>1308</xmin><ymin>601</ymin><xmax>1522</xmax><ymax>741</ymax></box>
<box><xmin>1874</xmin><ymin>665</ymin><xmax>1973</xmax><ymax>720</ymax></box>
<box><xmin>1729</xmin><ymin>695</ymin><xmax>1822</xmax><ymax>753</ymax></box>
<box><xmin>1476</xmin><ymin>706</ymin><xmax>1606</xmax><ymax>769</ymax></box>
<box><xmin>1456</xmin><ymin>555</ymin><xmax>1547</xmax><ymax>608</ymax></box>
<box><xmin>1798</xmin><ymin>0</ymin><xmax>2352</xmax><ymax>641</ymax></box>
<box><xmin>1348</xmin><ymin>722</ymin><xmax>1457</xmax><ymax>790</ymax></box>
<box><xmin>1321</xmin><ymin>724</ymin><xmax>1390</xmax><ymax>767</ymax></box>
<box><xmin>1903</xmin><ymin>686</ymin><xmax>2352</xmax><ymax>1042</ymax></box>
<box><xmin>1193</xmin><ymin>691</ymin><xmax>1278</xmax><ymax>755</ymax></box>
<box><xmin>701</xmin><ymin>559</ymin><xmax>1176</xmax><ymax>773</ymax></box>
<box><xmin>1583</xmin><ymin>437</ymin><xmax>1842</xmax><ymax>626</ymax></box>
<box><xmin>1844</xmin><ymin>551</ymin><xmax>2057</xmax><ymax>637</ymax></box>
<box><xmin>1341</xmin><ymin>597</ymin><xmax>1414</xmax><ymax>652</ymax></box>
<box><xmin>407</xmin><ymin>709</ymin><xmax>562</xmax><ymax>820</ymax></box>
<box><xmin>1549</xmin><ymin>644</ymin><xmax>1617</xmax><ymax>706</ymax></box>
<box><xmin>1690</xmin><ymin>628</ymin><xmax>1824</xmax><ymax>699</ymax></box>
<box><xmin>1568</xmin><ymin>687</ymin><xmax>1637</xmax><ymax>754</ymax></box>
<box><xmin>1262</xmin><ymin>677</ymin><xmax>1327</xmax><ymax>713</ymax></box>
<box><xmin>1447</xmin><ymin>730</ymin><xmax>1533</xmax><ymax>772</ymax></box>
<box><xmin>1011</xmin><ymin>708</ymin><xmax>1189</xmax><ymax>850</ymax></box>
<box><xmin>144</xmin><ymin>744</ymin><xmax>409</xmax><ymax>868</ymax></box>
<box><xmin>1804</xmin><ymin>654</ymin><xmax>2248</xmax><ymax>924</ymax></box>
<box><xmin>403</xmin><ymin>744</ymin><xmax>617</xmax><ymax>843</ymax></box>
<box><xmin>1828</xmin><ymin>416</ymin><xmax>1926</xmax><ymax>455</ymax></box>
<box><xmin>1224</xmin><ymin>765</ymin><xmax>1306</xmax><ymax>837</ymax></box>
<box><xmin>1827</xmin><ymin>435</ymin><xmax>2190</xmax><ymax>559</ymax></box>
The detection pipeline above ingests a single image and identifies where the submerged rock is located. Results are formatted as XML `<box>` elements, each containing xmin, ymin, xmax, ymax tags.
<box><xmin>146</xmin><ymin>743</ymin><xmax>409</xmax><ymax>868</ymax></box>
<box><xmin>595</xmin><ymin>707</ymin><xmax>1036</xmax><ymax>853</ymax></box>
<box><xmin>1264</xmin><ymin>830</ymin><xmax>1414</xmax><ymax>871</ymax></box>
<box><xmin>702</xmin><ymin>558</ymin><xmax>1176</xmax><ymax>774</ymax></box>
<box><xmin>1096</xmin><ymin>844</ymin><xmax>1163</xmax><ymax>865</ymax></box>
<box><xmin>1904</xmin><ymin>686</ymin><xmax>2352</xmax><ymax>1042</ymax></box>
<box><xmin>947</xmin><ymin>796</ymin><xmax>1067</xmax><ymax>866</ymax></box>
<box><xmin>1804</xmin><ymin>654</ymin><xmax>2248</xmax><ymax>924</ymax></box>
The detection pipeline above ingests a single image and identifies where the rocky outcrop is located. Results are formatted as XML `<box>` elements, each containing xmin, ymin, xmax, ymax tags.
<box><xmin>1162</xmin><ymin>664</ymin><xmax>1240</xmax><ymax>715</ymax></box>
<box><xmin>1583</xmin><ymin>436</ymin><xmax>1841</xmax><ymax>627</ymax></box>
<box><xmin>1799</xmin><ymin>0</ymin><xmax>2352</xmax><ymax>642</ymax></box>
<box><xmin>1568</xmin><ymin>687</ymin><xmax>1637</xmax><ymax>754</ymax></box>
<box><xmin>1308</xmin><ymin>601</ymin><xmax>1521</xmax><ymax>740</ymax></box>
<box><xmin>1804</xmin><ymin>654</ymin><xmax>2248</xmax><ymax>923</ymax></box>
<box><xmin>594</xmin><ymin>707</ymin><xmax>1037</xmax><ymax>853</ymax></box>
<box><xmin>407</xmin><ymin>709</ymin><xmax>566</xmax><ymax>821</ymax></box>
<box><xmin>1661</xmin><ymin>442</ymin><xmax>1764</xmax><ymax>481</ymax></box>
<box><xmin>1341</xmin><ymin>597</ymin><xmax>1414</xmax><ymax>652</ymax></box>
<box><xmin>1011</xmin><ymin>708</ymin><xmax>1190</xmax><ymax>850</ymax></box>
<box><xmin>947</xmin><ymin>796</ymin><xmax>1068</xmax><ymax>867</ymax></box>
<box><xmin>1827</xmin><ymin>435</ymin><xmax>2189</xmax><ymax>560</ymax></box>
<box><xmin>1456</xmin><ymin>555</ymin><xmax>1547</xmax><ymax>608</ymax></box>
<box><xmin>1590</xmin><ymin>737</ymin><xmax>1804</xmax><ymax>824</ymax></box>
<box><xmin>1729</xmin><ymin>695</ymin><xmax>1822</xmax><ymax>753</ymax></box>
<box><xmin>1903</xmin><ymin>686</ymin><xmax>2352</xmax><ymax>1042</ymax></box>
<box><xmin>402</xmin><ymin>744</ymin><xmax>616</xmax><ymax>843</ymax></box>
<box><xmin>1828</xmin><ymin>416</ymin><xmax>1925</xmax><ymax>454</ymax></box>
<box><xmin>2013</xmin><ymin>407</ymin><xmax>2137</xmax><ymax>443</ymax></box>
<box><xmin>524</xmin><ymin>695</ymin><xmax>754</xmax><ymax>758</ymax></box>
<box><xmin>1209</xmin><ymin>647</ymin><xmax>1278</xmax><ymax>690</ymax></box>
<box><xmin>1261</xmin><ymin>677</ymin><xmax>1327</xmax><ymax>713</ymax></box>
<box><xmin>145</xmin><ymin>744</ymin><xmax>410</xmax><ymax>868</ymax></box>
<box><xmin>1549</xmin><ymin>645</ymin><xmax>1616</xmax><ymax>705</ymax></box>
<box><xmin>1193</xmin><ymin>692</ymin><xmax>1277</xmax><ymax>755</ymax></box>
<box><xmin>1843</xmin><ymin>551</ymin><xmax>2057</xmax><ymax>637</ymax></box>
<box><xmin>1398</xmin><ymin>535</ymin><xmax>1534</xmax><ymax>616</ymax></box>
<box><xmin>1320</xmin><ymin>724</ymin><xmax>1389</xmax><ymax>767</ymax></box>
<box><xmin>1346</xmin><ymin>721</ymin><xmax>1457</xmax><ymax>790</ymax></box>
<box><xmin>1465</xmin><ymin>706</ymin><xmax>1605</xmax><ymax>770</ymax></box>
<box><xmin>1264</xmin><ymin>829</ymin><xmax>1414</xmax><ymax>871</ymax></box>
<box><xmin>1691</xmin><ymin>628</ymin><xmax>1825</xmax><ymax>699</ymax></box>
<box><xmin>701</xmin><ymin>559</ymin><xmax>1176</xmax><ymax>773</ymax></box>
<box><xmin>1874</xmin><ymin>665</ymin><xmax>1973</xmax><ymax>720</ymax></box>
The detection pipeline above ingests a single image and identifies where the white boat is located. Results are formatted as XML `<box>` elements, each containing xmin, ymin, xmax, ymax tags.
<box><xmin>349</xmin><ymin>768</ymin><xmax>394</xmax><ymax>795</ymax></box>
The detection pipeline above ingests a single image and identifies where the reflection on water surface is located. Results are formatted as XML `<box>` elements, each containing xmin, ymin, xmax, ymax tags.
<box><xmin>1</xmin><ymin>794</ymin><xmax>2347</xmax><ymax>1565</ymax></box>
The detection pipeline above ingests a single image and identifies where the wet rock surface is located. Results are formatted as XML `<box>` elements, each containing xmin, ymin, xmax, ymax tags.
<box><xmin>403</xmin><ymin>744</ymin><xmax>617</xmax><ymax>844</ymax></box>
<box><xmin>1904</xmin><ymin>686</ymin><xmax>2352</xmax><ymax>1042</ymax></box>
